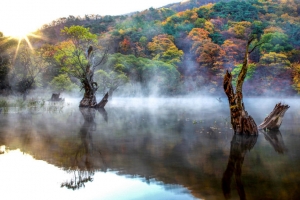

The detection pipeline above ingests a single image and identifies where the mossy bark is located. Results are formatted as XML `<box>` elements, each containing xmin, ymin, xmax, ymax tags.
<box><xmin>223</xmin><ymin>40</ymin><xmax>258</xmax><ymax>135</ymax></box>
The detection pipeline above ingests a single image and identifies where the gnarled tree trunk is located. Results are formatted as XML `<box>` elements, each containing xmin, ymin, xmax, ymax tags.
<box><xmin>224</xmin><ymin>38</ymin><xmax>289</xmax><ymax>135</ymax></box>
<box><xmin>79</xmin><ymin>46</ymin><xmax>108</xmax><ymax>108</ymax></box>
<box><xmin>223</xmin><ymin>39</ymin><xmax>258</xmax><ymax>135</ymax></box>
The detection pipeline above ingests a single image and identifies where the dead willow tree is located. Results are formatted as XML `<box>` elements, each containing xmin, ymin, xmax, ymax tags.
<box><xmin>223</xmin><ymin>38</ymin><xmax>259</xmax><ymax>135</ymax></box>
<box><xmin>223</xmin><ymin>38</ymin><xmax>289</xmax><ymax>134</ymax></box>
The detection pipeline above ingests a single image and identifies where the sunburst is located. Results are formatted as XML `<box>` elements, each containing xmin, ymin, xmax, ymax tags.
<box><xmin>7</xmin><ymin>33</ymin><xmax>44</xmax><ymax>63</ymax></box>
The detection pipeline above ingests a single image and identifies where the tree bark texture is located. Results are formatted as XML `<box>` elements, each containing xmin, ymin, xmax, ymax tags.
<box><xmin>223</xmin><ymin>71</ymin><xmax>258</xmax><ymax>135</ymax></box>
<box><xmin>79</xmin><ymin>46</ymin><xmax>108</xmax><ymax>108</ymax></box>
<box><xmin>223</xmin><ymin>39</ymin><xmax>258</xmax><ymax>135</ymax></box>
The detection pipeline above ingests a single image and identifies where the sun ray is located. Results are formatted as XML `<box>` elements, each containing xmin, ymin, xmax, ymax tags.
<box><xmin>24</xmin><ymin>36</ymin><xmax>34</xmax><ymax>51</ymax></box>
<box><xmin>13</xmin><ymin>39</ymin><xmax>22</xmax><ymax>63</ymax></box>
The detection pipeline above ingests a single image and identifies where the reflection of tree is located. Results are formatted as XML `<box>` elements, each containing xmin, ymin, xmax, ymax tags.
<box><xmin>262</xmin><ymin>130</ymin><xmax>287</xmax><ymax>154</ymax></box>
<box><xmin>61</xmin><ymin>108</ymin><xmax>107</xmax><ymax>190</ymax></box>
<box><xmin>222</xmin><ymin>134</ymin><xmax>258</xmax><ymax>200</ymax></box>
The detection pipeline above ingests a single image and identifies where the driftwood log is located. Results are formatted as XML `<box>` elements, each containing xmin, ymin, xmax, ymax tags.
<box><xmin>258</xmin><ymin>103</ymin><xmax>290</xmax><ymax>130</ymax></box>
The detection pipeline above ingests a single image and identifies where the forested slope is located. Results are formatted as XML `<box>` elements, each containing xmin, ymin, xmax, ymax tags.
<box><xmin>1</xmin><ymin>0</ymin><xmax>300</xmax><ymax>97</ymax></box>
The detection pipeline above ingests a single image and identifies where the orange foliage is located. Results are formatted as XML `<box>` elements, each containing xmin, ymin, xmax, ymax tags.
<box><xmin>119</xmin><ymin>37</ymin><xmax>131</xmax><ymax>54</ymax></box>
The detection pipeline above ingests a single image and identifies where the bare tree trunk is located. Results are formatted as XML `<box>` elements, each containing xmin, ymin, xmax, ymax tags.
<box><xmin>223</xmin><ymin>39</ymin><xmax>258</xmax><ymax>135</ymax></box>
<box><xmin>224</xmin><ymin>38</ymin><xmax>289</xmax><ymax>134</ymax></box>
<box><xmin>258</xmin><ymin>103</ymin><xmax>289</xmax><ymax>130</ymax></box>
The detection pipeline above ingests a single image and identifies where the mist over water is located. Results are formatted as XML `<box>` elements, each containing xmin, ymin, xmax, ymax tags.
<box><xmin>0</xmin><ymin>96</ymin><xmax>300</xmax><ymax>199</ymax></box>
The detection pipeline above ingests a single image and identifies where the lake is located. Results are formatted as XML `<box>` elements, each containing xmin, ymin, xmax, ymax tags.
<box><xmin>0</xmin><ymin>97</ymin><xmax>299</xmax><ymax>200</ymax></box>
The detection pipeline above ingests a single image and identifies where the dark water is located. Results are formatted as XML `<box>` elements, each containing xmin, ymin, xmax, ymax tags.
<box><xmin>0</xmin><ymin>97</ymin><xmax>300</xmax><ymax>200</ymax></box>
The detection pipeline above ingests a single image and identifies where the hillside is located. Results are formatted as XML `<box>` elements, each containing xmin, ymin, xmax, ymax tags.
<box><xmin>1</xmin><ymin>0</ymin><xmax>300</xmax><ymax>97</ymax></box>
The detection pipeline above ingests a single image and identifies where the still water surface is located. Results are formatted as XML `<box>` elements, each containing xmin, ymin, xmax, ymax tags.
<box><xmin>0</xmin><ymin>97</ymin><xmax>300</xmax><ymax>200</ymax></box>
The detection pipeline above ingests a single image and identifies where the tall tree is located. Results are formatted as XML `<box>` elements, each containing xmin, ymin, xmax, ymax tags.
<box><xmin>55</xmin><ymin>25</ymin><xmax>108</xmax><ymax>107</ymax></box>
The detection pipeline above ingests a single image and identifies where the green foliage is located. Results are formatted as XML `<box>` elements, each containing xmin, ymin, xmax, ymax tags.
<box><xmin>283</xmin><ymin>22</ymin><xmax>300</xmax><ymax>47</ymax></box>
<box><xmin>209</xmin><ymin>32</ymin><xmax>224</xmax><ymax>45</ymax></box>
<box><xmin>50</xmin><ymin>74</ymin><xmax>78</xmax><ymax>92</ymax></box>
<box><xmin>260</xmin><ymin>32</ymin><xmax>293</xmax><ymax>53</ymax></box>
<box><xmin>211</xmin><ymin>0</ymin><xmax>259</xmax><ymax>22</ymax></box>
<box><xmin>194</xmin><ymin>18</ymin><xmax>206</xmax><ymax>28</ymax></box>
<box><xmin>55</xmin><ymin>26</ymin><xmax>100</xmax><ymax>82</ymax></box>
<box><xmin>61</xmin><ymin>25</ymin><xmax>97</xmax><ymax>46</ymax></box>
<box><xmin>231</xmin><ymin>63</ymin><xmax>256</xmax><ymax>86</ymax></box>
<box><xmin>94</xmin><ymin>63</ymin><xmax>129</xmax><ymax>95</ymax></box>
<box><xmin>102</xmin><ymin>53</ymin><xmax>180</xmax><ymax>95</ymax></box>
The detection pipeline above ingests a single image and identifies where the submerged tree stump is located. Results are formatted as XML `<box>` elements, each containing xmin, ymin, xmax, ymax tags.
<box><xmin>224</xmin><ymin>71</ymin><xmax>258</xmax><ymax>135</ymax></box>
<box><xmin>50</xmin><ymin>93</ymin><xmax>64</xmax><ymax>101</ymax></box>
<box><xmin>258</xmin><ymin>103</ymin><xmax>290</xmax><ymax>130</ymax></box>
<box><xmin>78</xmin><ymin>46</ymin><xmax>108</xmax><ymax>108</ymax></box>
<box><xmin>223</xmin><ymin>38</ymin><xmax>259</xmax><ymax>135</ymax></box>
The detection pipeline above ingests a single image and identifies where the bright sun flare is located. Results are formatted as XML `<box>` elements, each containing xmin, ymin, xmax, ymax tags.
<box><xmin>0</xmin><ymin>0</ymin><xmax>50</xmax><ymax>38</ymax></box>
<box><xmin>3</xmin><ymin>25</ymin><xmax>32</xmax><ymax>40</ymax></box>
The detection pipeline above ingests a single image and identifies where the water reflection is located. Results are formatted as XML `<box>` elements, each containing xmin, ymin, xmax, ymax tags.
<box><xmin>262</xmin><ymin>130</ymin><xmax>288</xmax><ymax>154</ymax></box>
<box><xmin>0</xmin><ymin>97</ymin><xmax>300</xmax><ymax>199</ymax></box>
<box><xmin>61</xmin><ymin>108</ymin><xmax>107</xmax><ymax>190</ymax></box>
<box><xmin>222</xmin><ymin>134</ymin><xmax>258</xmax><ymax>200</ymax></box>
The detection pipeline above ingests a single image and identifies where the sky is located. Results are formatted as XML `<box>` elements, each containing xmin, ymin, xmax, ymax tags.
<box><xmin>0</xmin><ymin>0</ymin><xmax>183</xmax><ymax>37</ymax></box>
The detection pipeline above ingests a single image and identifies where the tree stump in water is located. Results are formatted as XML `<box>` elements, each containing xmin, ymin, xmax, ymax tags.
<box><xmin>223</xmin><ymin>71</ymin><xmax>258</xmax><ymax>135</ymax></box>
<box><xmin>258</xmin><ymin>103</ymin><xmax>289</xmax><ymax>130</ymax></box>
<box><xmin>50</xmin><ymin>93</ymin><xmax>64</xmax><ymax>101</ymax></box>
<box><xmin>77</xmin><ymin>46</ymin><xmax>109</xmax><ymax>108</ymax></box>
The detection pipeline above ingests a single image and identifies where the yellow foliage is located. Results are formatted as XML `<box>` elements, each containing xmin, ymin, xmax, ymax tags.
<box><xmin>204</xmin><ymin>21</ymin><xmax>214</xmax><ymax>33</ymax></box>
<box><xmin>292</xmin><ymin>63</ymin><xmax>300</xmax><ymax>93</ymax></box>
<box><xmin>199</xmin><ymin>3</ymin><xmax>214</xmax><ymax>10</ymax></box>
<box><xmin>264</xmin><ymin>26</ymin><xmax>284</xmax><ymax>34</ymax></box>
<box><xmin>118</xmin><ymin>29</ymin><xmax>125</xmax><ymax>35</ymax></box>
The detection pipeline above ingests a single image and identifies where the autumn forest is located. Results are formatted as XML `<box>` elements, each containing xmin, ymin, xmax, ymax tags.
<box><xmin>1</xmin><ymin>0</ymin><xmax>300</xmax><ymax>98</ymax></box>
